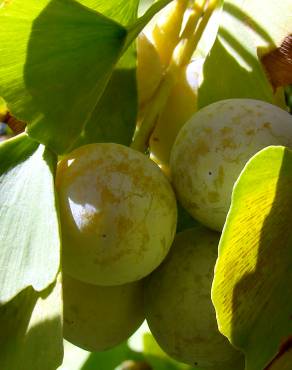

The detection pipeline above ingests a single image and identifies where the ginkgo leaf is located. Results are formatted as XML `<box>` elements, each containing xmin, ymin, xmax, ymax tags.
<box><xmin>77</xmin><ymin>0</ymin><xmax>139</xmax><ymax>25</ymax></box>
<box><xmin>198</xmin><ymin>0</ymin><xmax>292</xmax><ymax>109</ymax></box>
<box><xmin>0</xmin><ymin>0</ymin><xmax>127</xmax><ymax>154</ymax></box>
<box><xmin>0</xmin><ymin>134</ymin><xmax>60</xmax><ymax>303</ymax></box>
<box><xmin>0</xmin><ymin>0</ymin><xmax>172</xmax><ymax>153</ymax></box>
<box><xmin>212</xmin><ymin>146</ymin><xmax>292</xmax><ymax>370</ymax></box>
<box><xmin>73</xmin><ymin>0</ymin><xmax>172</xmax><ymax>147</ymax></box>
<box><xmin>0</xmin><ymin>275</ymin><xmax>63</xmax><ymax>370</ymax></box>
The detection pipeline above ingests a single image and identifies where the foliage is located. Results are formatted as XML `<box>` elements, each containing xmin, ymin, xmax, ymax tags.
<box><xmin>0</xmin><ymin>0</ymin><xmax>292</xmax><ymax>369</ymax></box>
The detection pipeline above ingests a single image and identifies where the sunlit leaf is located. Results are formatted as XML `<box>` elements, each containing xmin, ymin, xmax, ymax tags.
<box><xmin>0</xmin><ymin>276</ymin><xmax>63</xmax><ymax>370</ymax></box>
<box><xmin>129</xmin><ymin>321</ymin><xmax>193</xmax><ymax>370</ymax></box>
<box><xmin>212</xmin><ymin>146</ymin><xmax>292</xmax><ymax>370</ymax></box>
<box><xmin>74</xmin><ymin>0</ymin><xmax>172</xmax><ymax>147</ymax></box>
<box><xmin>57</xmin><ymin>341</ymin><xmax>90</xmax><ymax>370</ymax></box>
<box><xmin>0</xmin><ymin>0</ymin><xmax>172</xmax><ymax>153</ymax></box>
<box><xmin>0</xmin><ymin>0</ymin><xmax>127</xmax><ymax>153</ymax></box>
<box><xmin>77</xmin><ymin>0</ymin><xmax>139</xmax><ymax>25</ymax></box>
<box><xmin>198</xmin><ymin>0</ymin><xmax>292</xmax><ymax>108</ymax></box>
<box><xmin>0</xmin><ymin>134</ymin><xmax>60</xmax><ymax>303</ymax></box>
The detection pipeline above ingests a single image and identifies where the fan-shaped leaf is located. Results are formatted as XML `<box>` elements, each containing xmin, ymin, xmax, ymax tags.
<box><xmin>0</xmin><ymin>276</ymin><xmax>63</xmax><ymax>370</ymax></box>
<box><xmin>0</xmin><ymin>134</ymin><xmax>60</xmax><ymax>303</ymax></box>
<box><xmin>77</xmin><ymin>0</ymin><xmax>139</xmax><ymax>25</ymax></box>
<box><xmin>198</xmin><ymin>0</ymin><xmax>292</xmax><ymax>108</ymax></box>
<box><xmin>0</xmin><ymin>0</ymin><xmax>127</xmax><ymax>153</ymax></box>
<box><xmin>212</xmin><ymin>146</ymin><xmax>292</xmax><ymax>370</ymax></box>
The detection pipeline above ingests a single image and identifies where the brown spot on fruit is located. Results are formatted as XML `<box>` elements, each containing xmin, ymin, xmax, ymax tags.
<box><xmin>263</xmin><ymin>122</ymin><xmax>272</xmax><ymax>129</ymax></box>
<box><xmin>221</xmin><ymin>137</ymin><xmax>237</xmax><ymax>149</ymax></box>
<box><xmin>208</xmin><ymin>191</ymin><xmax>220</xmax><ymax>203</ymax></box>
<box><xmin>246</xmin><ymin>129</ymin><xmax>255</xmax><ymax>136</ymax></box>
<box><xmin>204</xmin><ymin>127</ymin><xmax>213</xmax><ymax>134</ymax></box>
<box><xmin>192</xmin><ymin>139</ymin><xmax>210</xmax><ymax>159</ymax></box>
<box><xmin>220</xmin><ymin>127</ymin><xmax>233</xmax><ymax>135</ymax></box>
<box><xmin>214</xmin><ymin>166</ymin><xmax>225</xmax><ymax>187</ymax></box>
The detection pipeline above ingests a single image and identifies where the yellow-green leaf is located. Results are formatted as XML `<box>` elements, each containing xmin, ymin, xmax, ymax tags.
<box><xmin>212</xmin><ymin>146</ymin><xmax>292</xmax><ymax>370</ymax></box>
<box><xmin>198</xmin><ymin>0</ymin><xmax>292</xmax><ymax>108</ymax></box>
<box><xmin>0</xmin><ymin>0</ymin><xmax>127</xmax><ymax>153</ymax></box>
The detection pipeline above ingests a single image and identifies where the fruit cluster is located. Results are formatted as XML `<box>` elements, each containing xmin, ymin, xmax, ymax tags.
<box><xmin>55</xmin><ymin>2</ymin><xmax>292</xmax><ymax>369</ymax></box>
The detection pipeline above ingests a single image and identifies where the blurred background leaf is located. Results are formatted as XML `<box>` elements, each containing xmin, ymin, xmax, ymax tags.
<box><xmin>59</xmin><ymin>321</ymin><xmax>197</xmax><ymax>370</ymax></box>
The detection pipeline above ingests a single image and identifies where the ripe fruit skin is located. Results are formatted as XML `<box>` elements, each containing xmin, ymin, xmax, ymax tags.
<box><xmin>170</xmin><ymin>99</ymin><xmax>292</xmax><ymax>231</ymax></box>
<box><xmin>137</xmin><ymin>33</ymin><xmax>163</xmax><ymax>108</ymax></box>
<box><xmin>150</xmin><ymin>59</ymin><xmax>203</xmax><ymax>175</ymax></box>
<box><xmin>144</xmin><ymin>227</ymin><xmax>244</xmax><ymax>369</ymax></box>
<box><xmin>56</xmin><ymin>143</ymin><xmax>177</xmax><ymax>286</ymax></box>
<box><xmin>63</xmin><ymin>274</ymin><xmax>144</xmax><ymax>352</ymax></box>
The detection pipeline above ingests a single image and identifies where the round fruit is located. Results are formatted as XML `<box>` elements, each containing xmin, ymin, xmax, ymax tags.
<box><xmin>144</xmin><ymin>227</ymin><xmax>244</xmax><ymax>369</ymax></box>
<box><xmin>150</xmin><ymin>59</ymin><xmax>203</xmax><ymax>175</ymax></box>
<box><xmin>63</xmin><ymin>274</ymin><xmax>144</xmax><ymax>352</ymax></box>
<box><xmin>170</xmin><ymin>99</ymin><xmax>292</xmax><ymax>231</ymax></box>
<box><xmin>137</xmin><ymin>33</ymin><xmax>163</xmax><ymax>108</ymax></box>
<box><xmin>56</xmin><ymin>143</ymin><xmax>177</xmax><ymax>286</ymax></box>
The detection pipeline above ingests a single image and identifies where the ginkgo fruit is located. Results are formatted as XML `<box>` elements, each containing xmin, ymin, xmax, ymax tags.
<box><xmin>63</xmin><ymin>274</ymin><xmax>144</xmax><ymax>352</ymax></box>
<box><xmin>56</xmin><ymin>142</ymin><xmax>177</xmax><ymax>286</ymax></box>
<box><xmin>144</xmin><ymin>226</ymin><xmax>245</xmax><ymax>369</ymax></box>
<box><xmin>170</xmin><ymin>99</ymin><xmax>292</xmax><ymax>231</ymax></box>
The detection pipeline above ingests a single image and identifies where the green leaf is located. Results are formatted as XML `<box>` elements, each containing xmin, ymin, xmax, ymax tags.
<box><xmin>77</xmin><ymin>0</ymin><xmax>139</xmax><ymax>25</ymax></box>
<box><xmin>0</xmin><ymin>0</ymin><xmax>172</xmax><ymax>153</ymax></box>
<box><xmin>73</xmin><ymin>0</ymin><xmax>172</xmax><ymax>147</ymax></box>
<box><xmin>75</xmin><ymin>46</ymin><xmax>137</xmax><ymax>147</ymax></box>
<box><xmin>212</xmin><ymin>146</ymin><xmax>292</xmax><ymax>370</ymax></box>
<box><xmin>0</xmin><ymin>0</ymin><xmax>127</xmax><ymax>154</ymax></box>
<box><xmin>0</xmin><ymin>134</ymin><xmax>60</xmax><ymax>303</ymax></box>
<box><xmin>0</xmin><ymin>276</ymin><xmax>63</xmax><ymax>370</ymax></box>
<box><xmin>128</xmin><ymin>322</ymin><xmax>197</xmax><ymax>370</ymax></box>
<box><xmin>241</xmin><ymin>0</ymin><xmax>292</xmax><ymax>49</ymax></box>
<box><xmin>198</xmin><ymin>0</ymin><xmax>291</xmax><ymax>108</ymax></box>
<box><xmin>142</xmin><ymin>333</ymin><xmax>195</xmax><ymax>370</ymax></box>
<box><xmin>79</xmin><ymin>342</ymin><xmax>145</xmax><ymax>370</ymax></box>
